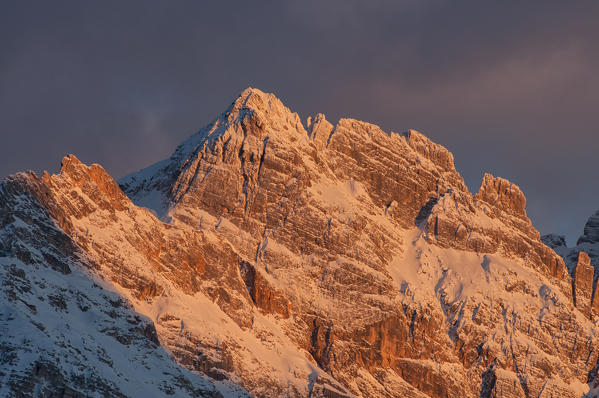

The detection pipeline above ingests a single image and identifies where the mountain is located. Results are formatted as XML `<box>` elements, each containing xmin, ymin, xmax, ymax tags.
<box><xmin>1</xmin><ymin>87</ymin><xmax>598</xmax><ymax>397</ymax></box>
<box><xmin>542</xmin><ymin>210</ymin><xmax>599</xmax><ymax>325</ymax></box>
<box><xmin>543</xmin><ymin>211</ymin><xmax>599</xmax><ymax>271</ymax></box>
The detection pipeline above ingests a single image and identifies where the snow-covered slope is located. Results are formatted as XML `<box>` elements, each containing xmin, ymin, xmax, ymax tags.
<box><xmin>2</xmin><ymin>88</ymin><xmax>599</xmax><ymax>397</ymax></box>
<box><xmin>0</xmin><ymin>173</ymin><xmax>248</xmax><ymax>398</ymax></box>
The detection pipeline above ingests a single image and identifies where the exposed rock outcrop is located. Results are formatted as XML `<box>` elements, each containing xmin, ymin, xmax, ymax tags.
<box><xmin>573</xmin><ymin>252</ymin><xmax>594</xmax><ymax>317</ymax></box>
<box><xmin>0</xmin><ymin>174</ymin><xmax>239</xmax><ymax>397</ymax></box>
<box><xmin>118</xmin><ymin>88</ymin><xmax>593</xmax><ymax>397</ymax></box>
<box><xmin>2</xmin><ymin>88</ymin><xmax>597</xmax><ymax>397</ymax></box>
<box><xmin>546</xmin><ymin>210</ymin><xmax>599</xmax><ymax>323</ymax></box>
<box><xmin>475</xmin><ymin>173</ymin><xmax>527</xmax><ymax>218</ymax></box>
<box><xmin>307</xmin><ymin>113</ymin><xmax>334</xmax><ymax>149</ymax></box>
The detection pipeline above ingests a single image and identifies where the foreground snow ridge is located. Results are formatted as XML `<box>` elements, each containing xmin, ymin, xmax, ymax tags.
<box><xmin>2</xmin><ymin>87</ymin><xmax>599</xmax><ymax>397</ymax></box>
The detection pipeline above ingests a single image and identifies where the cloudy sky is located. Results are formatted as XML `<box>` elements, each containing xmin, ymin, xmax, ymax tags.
<box><xmin>2</xmin><ymin>1</ymin><xmax>598</xmax><ymax>243</ymax></box>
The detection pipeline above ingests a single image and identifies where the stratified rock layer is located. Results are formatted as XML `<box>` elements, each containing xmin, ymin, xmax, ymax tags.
<box><xmin>118</xmin><ymin>88</ymin><xmax>594</xmax><ymax>397</ymax></box>
<box><xmin>0</xmin><ymin>171</ymin><xmax>244</xmax><ymax>398</ymax></box>
<box><xmin>573</xmin><ymin>252</ymin><xmax>594</xmax><ymax>318</ymax></box>
<box><xmin>545</xmin><ymin>210</ymin><xmax>599</xmax><ymax>323</ymax></box>
<box><xmin>2</xmin><ymin>88</ymin><xmax>598</xmax><ymax>398</ymax></box>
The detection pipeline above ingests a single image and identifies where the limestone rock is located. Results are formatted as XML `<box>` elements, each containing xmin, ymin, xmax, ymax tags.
<box><xmin>307</xmin><ymin>113</ymin><xmax>333</xmax><ymax>149</ymax></box>
<box><xmin>118</xmin><ymin>88</ymin><xmax>592</xmax><ymax>397</ymax></box>
<box><xmin>2</xmin><ymin>87</ymin><xmax>597</xmax><ymax>398</ymax></box>
<box><xmin>475</xmin><ymin>173</ymin><xmax>527</xmax><ymax>218</ymax></box>
<box><xmin>545</xmin><ymin>210</ymin><xmax>599</xmax><ymax>322</ymax></box>
<box><xmin>573</xmin><ymin>252</ymin><xmax>594</xmax><ymax>317</ymax></box>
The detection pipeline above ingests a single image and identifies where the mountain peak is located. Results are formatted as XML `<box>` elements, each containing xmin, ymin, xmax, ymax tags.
<box><xmin>238</xmin><ymin>86</ymin><xmax>268</xmax><ymax>99</ymax></box>
<box><xmin>52</xmin><ymin>154</ymin><xmax>129</xmax><ymax>212</ymax></box>
<box><xmin>400</xmin><ymin>128</ymin><xmax>458</xmax><ymax>173</ymax></box>
<box><xmin>60</xmin><ymin>153</ymin><xmax>82</xmax><ymax>171</ymax></box>
<box><xmin>475</xmin><ymin>173</ymin><xmax>527</xmax><ymax>217</ymax></box>
<box><xmin>57</xmin><ymin>153</ymin><xmax>95</xmax><ymax>184</ymax></box>
<box><xmin>233</xmin><ymin>87</ymin><xmax>271</xmax><ymax>112</ymax></box>
<box><xmin>4</xmin><ymin>87</ymin><xmax>597</xmax><ymax>398</ymax></box>
<box><xmin>306</xmin><ymin>113</ymin><xmax>333</xmax><ymax>148</ymax></box>
<box><xmin>577</xmin><ymin>210</ymin><xmax>599</xmax><ymax>246</ymax></box>
<box><xmin>227</xmin><ymin>87</ymin><xmax>295</xmax><ymax>122</ymax></box>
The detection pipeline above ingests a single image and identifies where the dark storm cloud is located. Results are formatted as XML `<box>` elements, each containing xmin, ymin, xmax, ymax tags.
<box><xmin>1</xmin><ymin>0</ymin><xmax>598</xmax><ymax>243</ymax></box>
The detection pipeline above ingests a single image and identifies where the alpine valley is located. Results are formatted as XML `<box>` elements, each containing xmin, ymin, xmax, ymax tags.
<box><xmin>2</xmin><ymin>88</ymin><xmax>599</xmax><ymax>398</ymax></box>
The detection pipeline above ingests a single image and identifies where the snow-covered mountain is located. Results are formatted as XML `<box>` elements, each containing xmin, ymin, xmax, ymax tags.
<box><xmin>0</xmin><ymin>171</ymin><xmax>248</xmax><ymax>398</ymax></box>
<box><xmin>542</xmin><ymin>211</ymin><xmax>599</xmax><ymax>323</ymax></box>
<box><xmin>543</xmin><ymin>212</ymin><xmax>599</xmax><ymax>271</ymax></box>
<box><xmin>2</xmin><ymin>88</ymin><xmax>599</xmax><ymax>397</ymax></box>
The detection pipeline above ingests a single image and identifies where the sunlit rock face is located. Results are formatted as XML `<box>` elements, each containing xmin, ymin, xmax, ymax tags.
<box><xmin>545</xmin><ymin>208</ymin><xmax>599</xmax><ymax>323</ymax></box>
<box><xmin>0</xmin><ymin>172</ymin><xmax>246</xmax><ymax>398</ymax></box>
<box><xmin>574</xmin><ymin>212</ymin><xmax>599</xmax><ymax>282</ymax></box>
<box><xmin>573</xmin><ymin>252</ymin><xmax>594</xmax><ymax>318</ymax></box>
<box><xmin>2</xmin><ymin>88</ymin><xmax>598</xmax><ymax>397</ymax></box>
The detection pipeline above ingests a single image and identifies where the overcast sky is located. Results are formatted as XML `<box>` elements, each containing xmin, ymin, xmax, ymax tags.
<box><xmin>2</xmin><ymin>1</ymin><xmax>598</xmax><ymax>244</ymax></box>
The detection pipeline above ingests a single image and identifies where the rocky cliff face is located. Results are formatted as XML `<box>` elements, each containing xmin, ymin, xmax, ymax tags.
<box><xmin>0</xmin><ymin>171</ymin><xmax>246</xmax><ymax>398</ymax></box>
<box><xmin>545</xmin><ymin>211</ymin><xmax>599</xmax><ymax>272</ymax></box>
<box><xmin>2</xmin><ymin>88</ymin><xmax>598</xmax><ymax>397</ymax></box>
<box><xmin>543</xmin><ymin>209</ymin><xmax>599</xmax><ymax>323</ymax></box>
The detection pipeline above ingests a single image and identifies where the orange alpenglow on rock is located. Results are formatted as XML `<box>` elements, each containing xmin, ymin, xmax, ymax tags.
<box><xmin>1</xmin><ymin>88</ymin><xmax>599</xmax><ymax>397</ymax></box>
<box><xmin>573</xmin><ymin>251</ymin><xmax>594</xmax><ymax>318</ymax></box>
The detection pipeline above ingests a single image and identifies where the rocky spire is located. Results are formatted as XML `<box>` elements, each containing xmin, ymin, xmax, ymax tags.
<box><xmin>475</xmin><ymin>173</ymin><xmax>527</xmax><ymax>218</ymax></box>
<box><xmin>306</xmin><ymin>113</ymin><xmax>333</xmax><ymax>149</ymax></box>
<box><xmin>401</xmin><ymin>129</ymin><xmax>458</xmax><ymax>173</ymax></box>
<box><xmin>52</xmin><ymin>154</ymin><xmax>129</xmax><ymax>212</ymax></box>
<box><xmin>573</xmin><ymin>251</ymin><xmax>594</xmax><ymax>318</ymax></box>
